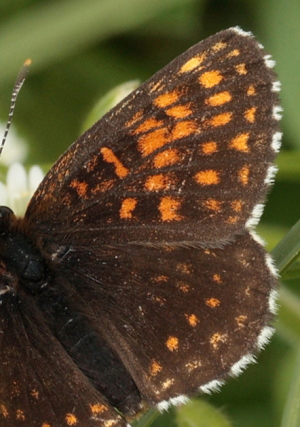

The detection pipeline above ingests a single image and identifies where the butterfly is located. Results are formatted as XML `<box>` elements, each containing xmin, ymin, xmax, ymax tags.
<box><xmin>0</xmin><ymin>27</ymin><xmax>281</xmax><ymax>427</ymax></box>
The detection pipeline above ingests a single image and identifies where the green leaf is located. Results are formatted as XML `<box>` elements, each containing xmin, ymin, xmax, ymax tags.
<box><xmin>0</xmin><ymin>0</ymin><xmax>193</xmax><ymax>83</ymax></box>
<box><xmin>280</xmin><ymin>261</ymin><xmax>300</xmax><ymax>280</ymax></box>
<box><xmin>176</xmin><ymin>399</ymin><xmax>233</xmax><ymax>427</ymax></box>
<box><xmin>280</xmin><ymin>347</ymin><xmax>300</xmax><ymax>427</ymax></box>
<box><xmin>271</xmin><ymin>220</ymin><xmax>300</xmax><ymax>341</ymax></box>
<box><xmin>277</xmin><ymin>286</ymin><xmax>300</xmax><ymax>343</ymax></box>
<box><xmin>277</xmin><ymin>151</ymin><xmax>300</xmax><ymax>182</ymax></box>
<box><xmin>133</xmin><ymin>408</ymin><xmax>160</xmax><ymax>427</ymax></box>
<box><xmin>258</xmin><ymin>0</ymin><xmax>300</xmax><ymax>149</ymax></box>
<box><xmin>271</xmin><ymin>218</ymin><xmax>300</xmax><ymax>276</ymax></box>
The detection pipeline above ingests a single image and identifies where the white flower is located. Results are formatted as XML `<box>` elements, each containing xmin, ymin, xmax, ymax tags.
<box><xmin>0</xmin><ymin>163</ymin><xmax>44</xmax><ymax>216</ymax></box>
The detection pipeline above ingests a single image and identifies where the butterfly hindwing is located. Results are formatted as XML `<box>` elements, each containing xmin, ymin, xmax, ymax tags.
<box><xmin>52</xmin><ymin>231</ymin><xmax>276</xmax><ymax>408</ymax></box>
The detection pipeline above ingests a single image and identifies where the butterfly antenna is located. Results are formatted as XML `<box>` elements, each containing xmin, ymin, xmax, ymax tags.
<box><xmin>0</xmin><ymin>58</ymin><xmax>32</xmax><ymax>158</ymax></box>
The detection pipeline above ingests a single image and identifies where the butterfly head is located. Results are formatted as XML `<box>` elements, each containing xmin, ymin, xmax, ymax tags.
<box><xmin>0</xmin><ymin>206</ymin><xmax>46</xmax><ymax>296</ymax></box>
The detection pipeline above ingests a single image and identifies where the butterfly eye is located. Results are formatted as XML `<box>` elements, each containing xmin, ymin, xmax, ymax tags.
<box><xmin>0</xmin><ymin>206</ymin><xmax>14</xmax><ymax>231</ymax></box>
<box><xmin>0</xmin><ymin>206</ymin><xmax>14</xmax><ymax>217</ymax></box>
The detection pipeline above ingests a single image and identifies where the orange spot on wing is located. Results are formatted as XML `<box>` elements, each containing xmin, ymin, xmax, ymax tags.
<box><xmin>206</xmin><ymin>298</ymin><xmax>221</xmax><ymax>308</ymax></box>
<box><xmin>235</xmin><ymin>63</ymin><xmax>247</xmax><ymax>74</ymax></box>
<box><xmin>133</xmin><ymin>118</ymin><xmax>164</xmax><ymax>134</ymax></box>
<box><xmin>194</xmin><ymin>170</ymin><xmax>220</xmax><ymax>185</ymax></box>
<box><xmin>226</xmin><ymin>215</ymin><xmax>238</xmax><ymax>223</ymax></box>
<box><xmin>180</xmin><ymin>53</ymin><xmax>206</xmax><ymax>73</ymax></box>
<box><xmin>171</xmin><ymin>120</ymin><xmax>198</xmax><ymax>139</ymax></box>
<box><xmin>244</xmin><ymin>107</ymin><xmax>256</xmax><ymax>123</ymax></box>
<box><xmin>238</xmin><ymin>165</ymin><xmax>250</xmax><ymax>185</ymax></box>
<box><xmin>229</xmin><ymin>133</ymin><xmax>250</xmax><ymax>152</ymax></box>
<box><xmin>206</xmin><ymin>91</ymin><xmax>232</xmax><ymax>106</ymax></box>
<box><xmin>120</xmin><ymin>198</ymin><xmax>137</xmax><ymax>219</ymax></box>
<box><xmin>0</xmin><ymin>405</ymin><xmax>8</xmax><ymax>418</ymax></box>
<box><xmin>227</xmin><ymin>49</ymin><xmax>240</xmax><ymax>58</ymax></box>
<box><xmin>70</xmin><ymin>179</ymin><xmax>88</xmax><ymax>197</ymax></box>
<box><xmin>162</xmin><ymin>379</ymin><xmax>174</xmax><ymax>390</ymax></box>
<box><xmin>31</xmin><ymin>389</ymin><xmax>39</xmax><ymax>399</ymax></box>
<box><xmin>236</xmin><ymin>315</ymin><xmax>247</xmax><ymax>327</ymax></box>
<box><xmin>176</xmin><ymin>262</ymin><xmax>191</xmax><ymax>274</ymax></box>
<box><xmin>137</xmin><ymin>128</ymin><xmax>170</xmax><ymax>156</ymax></box>
<box><xmin>145</xmin><ymin>174</ymin><xmax>173</xmax><ymax>191</ymax></box>
<box><xmin>159</xmin><ymin>196</ymin><xmax>182</xmax><ymax>221</ymax></box>
<box><xmin>101</xmin><ymin>147</ymin><xmax>129</xmax><ymax>178</ymax></box>
<box><xmin>213</xmin><ymin>274</ymin><xmax>222</xmax><ymax>283</ymax></box>
<box><xmin>166</xmin><ymin>336</ymin><xmax>179</xmax><ymax>351</ymax></box>
<box><xmin>177</xmin><ymin>281</ymin><xmax>190</xmax><ymax>293</ymax></box>
<box><xmin>212</xmin><ymin>41</ymin><xmax>227</xmax><ymax>51</ymax></box>
<box><xmin>185</xmin><ymin>314</ymin><xmax>199</xmax><ymax>327</ymax></box>
<box><xmin>202</xmin><ymin>141</ymin><xmax>218</xmax><ymax>154</ymax></box>
<box><xmin>65</xmin><ymin>414</ymin><xmax>77</xmax><ymax>426</ymax></box>
<box><xmin>231</xmin><ymin>200</ymin><xmax>243</xmax><ymax>212</ymax></box>
<box><xmin>247</xmin><ymin>85</ymin><xmax>256</xmax><ymax>95</ymax></box>
<box><xmin>154</xmin><ymin>90</ymin><xmax>180</xmax><ymax>108</ymax></box>
<box><xmin>16</xmin><ymin>410</ymin><xmax>25</xmax><ymax>421</ymax></box>
<box><xmin>150</xmin><ymin>360</ymin><xmax>163</xmax><ymax>376</ymax></box>
<box><xmin>166</xmin><ymin>104</ymin><xmax>192</xmax><ymax>118</ymax></box>
<box><xmin>207</xmin><ymin>112</ymin><xmax>232</xmax><ymax>127</ymax></box>
<box><xmin>154</xmin><ymin>148</ymin><xmax>180</xmax><ymax>168</ymax></box>
<box><xmin>185</xmin><ymin>360</ymin><xmax>202</xmax><ymax>372</ymax></box>
<box><xmin>90</xmin><ymin>404</ymin><xmax>108</xmax><ymax>415</ymax></box>
<box><xmin>210</xmin><ymin>332</ymin><xmax>227</xmax><ymax>349</ymax></box>
<box><xmin>203</xmin><ymin>198</ymin><xmax>222</xmax><ymax>211</ymax></box>
<box><xmin>199</xmin><ymin>70</ymin><xmax>223</xmax><ymax>88</ymax></box>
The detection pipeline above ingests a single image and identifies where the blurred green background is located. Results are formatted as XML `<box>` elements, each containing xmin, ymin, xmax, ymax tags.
<box><xmin>0</xmin><ymin>1</ymin><xmax>300</xmax><ymax>427</ymax></box>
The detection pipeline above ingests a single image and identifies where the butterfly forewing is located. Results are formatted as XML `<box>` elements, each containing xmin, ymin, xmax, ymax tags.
<box><xmin>25</xmin><ymin>28</ymin><xmax>280</xmax><ymax>246</ymax></box>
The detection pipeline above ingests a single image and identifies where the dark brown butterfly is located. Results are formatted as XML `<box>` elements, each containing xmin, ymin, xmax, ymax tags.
<box><xmin>0</xmin><ymin>27</ymin><xmax>281</xmax><ymax>427</ymax></box>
